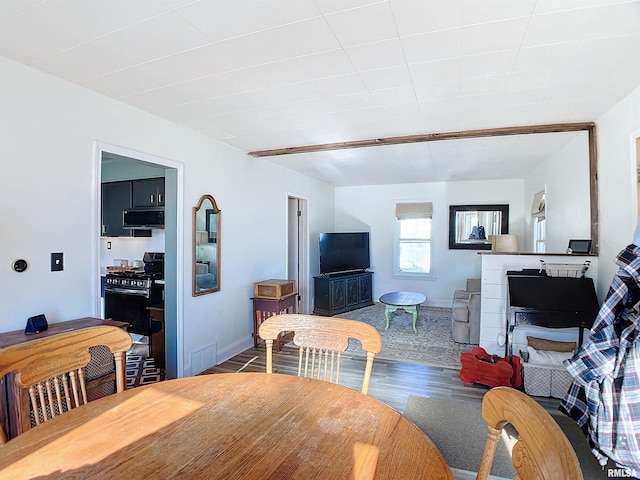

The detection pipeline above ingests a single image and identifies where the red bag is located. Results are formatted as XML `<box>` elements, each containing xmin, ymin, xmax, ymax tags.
<box><xmin>459</xmin><ymin>347</ymin><xmax>522</xmax><ymax>388</ymax></box>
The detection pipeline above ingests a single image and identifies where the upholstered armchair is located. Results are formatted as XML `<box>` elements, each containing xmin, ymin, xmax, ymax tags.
<box><xmin>452</xmin><ymin>278</ymin><xmax>481</xmax><ymax>344</ymax></box>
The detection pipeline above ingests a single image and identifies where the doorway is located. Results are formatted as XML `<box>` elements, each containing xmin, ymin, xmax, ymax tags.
<box><xmin>287</xmin><ymin>195</ymin><xmax>309</xmax><ymax>313</ymax></box>
<box><xmin>95</xmin><ymin>142</ymin><xmax>183</xmax><ymax>379</ymax></box>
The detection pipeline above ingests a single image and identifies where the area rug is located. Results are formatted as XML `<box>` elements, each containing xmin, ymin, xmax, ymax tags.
<box><xmin>338</xmin><ymin>303</ymin><xmax>475</xmax><ymax>369</ymax></box>
<box><xmin>403</xmin><ymin>395</ymin><xmax>613</xmax><ymax>480</ymax></box>
<box><xmin>126</xmin><ymin>354</ymin><xmax>164</xmax><ymax>388</ymax></box>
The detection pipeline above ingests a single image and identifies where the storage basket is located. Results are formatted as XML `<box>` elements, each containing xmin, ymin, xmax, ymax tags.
<box><xmin>539</xmin><ymin>260</ymin><xmax>590</xmax><ymax>278</ymax></box>
<box><xmin>522</xmin><ymin>362</ymin><xmax>573</xmax><ymax>398</ymax></box>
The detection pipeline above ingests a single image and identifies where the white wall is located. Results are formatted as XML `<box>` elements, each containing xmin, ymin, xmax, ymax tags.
<box><xmin>524</xmin><ymin>132</ymin><xmax>591</xmax><ymax>252</ymax></box>
<box><xmin>0</xmin><ymin>56</ymin><xmax>335</xmax><ymax>376</ymax></box>
<box><xmin>594</xmin><ymin>85</ymin><xmax>640</xmax><ymax>298</ymax></box>
<box><xmin>334</xmin><ymin>179</ymin><xmax>525</xmax><ymax>307</ymax></box>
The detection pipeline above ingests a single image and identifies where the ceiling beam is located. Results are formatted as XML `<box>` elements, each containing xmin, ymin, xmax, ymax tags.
<box><xmin>248</xmin><ymin>122</ymin><xmax>596</xmax><ymax>157</ymax></box>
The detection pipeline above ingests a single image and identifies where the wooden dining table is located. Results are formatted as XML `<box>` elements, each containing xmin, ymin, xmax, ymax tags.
<box><xmin>0</xmin><ymin>373</ymin><xmax>453</xmax><ymax>479</ymax></box>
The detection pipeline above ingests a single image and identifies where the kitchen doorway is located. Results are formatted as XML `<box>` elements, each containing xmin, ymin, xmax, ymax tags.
<box><xmin>95</xmin><ymin>142</ymin><xmax>184</xmax><ymax>379</ymax></box>
<box><xmin>287</xmin><ymin>195</ymin><xmax>309</xmax><ymax>313</ymax></box>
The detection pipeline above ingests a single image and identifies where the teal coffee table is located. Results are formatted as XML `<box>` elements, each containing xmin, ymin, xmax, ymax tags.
<box><xmin>379</xmin><ymin>291</ymin><xmax>427</xmax><ymax>333</ymax></box>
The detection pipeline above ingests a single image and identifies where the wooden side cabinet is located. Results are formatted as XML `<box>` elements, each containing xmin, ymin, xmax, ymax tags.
<box><xmin>313</xmin><ymin>271</ymin><xmax>374</xmax><ymax>316</ymax></box>
<box><xmin>0</xmin><ymin>318</ymin><xmax>128</xmax><ymax>440</ymax></box>
<box><xmin>252</xmin><ymin>294</ymin><xmax>297</xmax><ymax>351</ymax></box>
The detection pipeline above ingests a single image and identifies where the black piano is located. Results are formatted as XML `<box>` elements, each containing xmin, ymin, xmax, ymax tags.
<box><xmin>506</xmin><ymin>272</ymin><xmax>600</xmax><ymax>358</ymax></box>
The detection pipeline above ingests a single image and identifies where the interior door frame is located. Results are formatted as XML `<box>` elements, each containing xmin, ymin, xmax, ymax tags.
<box><xmin>287</xmin><ymin>193</ymin><xmax>309</xmax><ymax>314</ymax></box>
<box><xmin>93</xmin><ymin>141</ymin><xmax>184</xmax><ymax>378</ymax></box>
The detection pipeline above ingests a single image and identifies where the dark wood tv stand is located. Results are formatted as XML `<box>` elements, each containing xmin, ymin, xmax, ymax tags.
<box><xmin>313</xmin><ymin>271</ymin><xmax>373</xmax><ymax>316</ymax></box>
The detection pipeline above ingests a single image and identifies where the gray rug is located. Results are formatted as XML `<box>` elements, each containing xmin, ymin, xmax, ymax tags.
<box><xmin>338</xmin><ymin>304</ymin><xmax>474</xmax><ymax>369</ymax></box>
<box><xmin>403</xmin><ymin>395</ymin><xmax>615</xmax><ymax>480</ymax></box>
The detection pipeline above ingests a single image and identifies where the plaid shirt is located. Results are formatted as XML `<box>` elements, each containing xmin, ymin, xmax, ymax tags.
<box><xmin>561</xmin><ymin>244</ymin><xmax>640</xmax><ymax>470</ymax></box>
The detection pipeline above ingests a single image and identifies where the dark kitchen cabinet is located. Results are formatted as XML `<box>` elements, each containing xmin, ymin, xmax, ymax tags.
<box><xmin>313</xmin><ymin>271</ymin><xmax>373</xmax><ymax>316</ymax></box>
<box><xmin>102</xmin><ymin>179</ymin><xmax>164</xmax><ymax>237</ymax></box>
<box><xmin>133</xmin><ymin>178</ymin><xmax>165</xmax><ymax>208</ymax></box>
<box><xmin>101</xmin><ymin>181</ymin><xmax>132</xmax><ymax>237</ymax></box>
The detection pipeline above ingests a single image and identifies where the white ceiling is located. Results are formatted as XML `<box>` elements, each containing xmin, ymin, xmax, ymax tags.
<box><xmin>2</xmin><ymin>0</ymin><xmax>639</xmax><ymax>186</ymax></box>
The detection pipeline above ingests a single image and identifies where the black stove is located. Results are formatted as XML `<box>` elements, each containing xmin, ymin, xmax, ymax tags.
<box><xmin>105</xmin><ymin>252</ymin><xmax>164</xmax><ymax>339</ymax></box>
<box><xmin>105</xmin><ymin>252</ymin><xmax>164</xmax><ymax>297</ymax></box>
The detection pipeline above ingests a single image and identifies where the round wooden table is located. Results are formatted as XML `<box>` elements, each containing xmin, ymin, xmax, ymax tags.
<box><xmin>379</xmin><ymin>291</ymin><xmax>427</xmax><ymax>332</ymax></box>
<box><xmin>0</xmin><ymin>373</ymin><xmax>453</xmax><ymax>479</ymax></box>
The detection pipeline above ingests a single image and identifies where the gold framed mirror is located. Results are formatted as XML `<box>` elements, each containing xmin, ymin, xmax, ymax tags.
<box><xmin>193</xmin><ymin>194</ymin><xmax>221</xmax><ymax>296</ymax></box>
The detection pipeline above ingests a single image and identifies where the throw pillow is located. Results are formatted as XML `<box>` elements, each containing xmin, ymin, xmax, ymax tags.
<box><xmin>527</xmin><ymin>346</ymin><xmax>574</xmax><ymax>366</ymax></box>
<box><xmin>527</xmin><ymin>336</ymin><xmax>576</xmax><ymax>352</ymax></box>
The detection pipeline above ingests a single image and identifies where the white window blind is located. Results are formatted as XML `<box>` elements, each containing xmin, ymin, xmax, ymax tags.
<box><xmin>396</xmin><ymin>202</ymin><xmax>433</xmax><ymax>219</ymax></box>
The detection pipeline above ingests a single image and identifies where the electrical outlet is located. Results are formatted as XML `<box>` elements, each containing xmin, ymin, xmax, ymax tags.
<box><xmin>51</xmin><ymin>252</ymin><xmax>63</xmax><ymax>271</ymax></box>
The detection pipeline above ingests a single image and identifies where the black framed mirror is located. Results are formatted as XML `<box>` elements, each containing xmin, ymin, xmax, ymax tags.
<box><xmin>449</xmin><ymin>204</ymin><xmax>509</xmax><ymax>250</ymax></box>
<box><xmin>193</xmin><ymin>194</ymin><xmax>221</xmax><ymax>296</ymax></box>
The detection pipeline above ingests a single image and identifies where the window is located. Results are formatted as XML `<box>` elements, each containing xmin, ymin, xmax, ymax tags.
<box><xmin>531</xmin><ymin>190</ymin><xmax>546</xmax><ymax>253</ymax></box>
<box><xmin>394</xmin><ymin>202</ymin><xmax>432</xmax><ymax>277</ymax></box>
<box><xmin>534</xmin><ymin>218</ymin><xmax>546</xmax><ymax>253</ymax></box>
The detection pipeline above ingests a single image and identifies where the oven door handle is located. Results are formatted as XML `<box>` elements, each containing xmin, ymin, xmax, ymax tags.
<box><xmin>105</xmin><ymin>287</ymin><xmax>150</xmax><ymax>298</ymax></box>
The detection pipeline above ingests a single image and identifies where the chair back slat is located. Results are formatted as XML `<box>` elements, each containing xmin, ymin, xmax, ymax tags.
<box><xmin>0</xmin><ymin>326</ymin><xmax>133</xmax><ymax>444</ymax></box>
<box><xmin>260</xmin><ymin>314</ymin><xmax>381</xmax><ymax>395</ymax></box>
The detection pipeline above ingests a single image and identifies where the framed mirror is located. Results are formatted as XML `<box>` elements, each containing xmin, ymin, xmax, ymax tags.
<box><xmin>193</xmin><ymin>194</ymin><xmax>221</xmax><ymax>296</ymax></box>
<box><xmin>449</xmin><ymin>204</ymin><xmax>509</xmax><ymax>250</ymax></box>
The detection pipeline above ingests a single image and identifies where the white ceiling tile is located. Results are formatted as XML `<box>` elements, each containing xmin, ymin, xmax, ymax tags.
<box><xmin>408</xmin><ymin>58</ymin><xmax>461</xmax><ymax>84</ymax></box>
<box><xmin>0</xmin><ymin>0</ymin><xmax>171</xmax><ymax>63</ymax></box>
<box><xmin>359</xmin><ymin>65</ymin><xmax>413</xmax><ymax>90</ymax></box>
<box><xmin>511</xmin><ymin>42</ymin><xmax>580</xmax><ymax>72</ymax></box>
<box><xmin>401</xmin><ymin>29</ymin><xmax>462</xmax><ymax>64</ymax></box>
<box><xmin>533</xmin><ymin>0</ymin><xmax>615</xmax><ymax>15</ymax></box>
<box><xmin>462</xmin><ymin>0</ymin><xmax>536</xmax><ymax>25</ymax></box>
<box><xmin>460</xmin><ymin>74</ymin><xmax>509</xmax><ymax>95</ymax></box>
<box><xmin>324</xmin><ymin>3</ymin><xmax>399</xmax><ymax>47</ymax></box>
<box><xmin>213</xmin><ymin>17</ymin><xmax>341</xmax><ymax>65</ymax></box>
<box><xmin>461</xmin><ymin>50</ymin><xmax>515</xmax><ymax>77</ymax></box>
<box><xmin>391</xmin><ymin>0</ymin><xmax>463</xmax><ymax>36</ymax></box>
<box><xmin>523</xmin><ymin>8</ymin><xmax>601</xmax><ymax>47</ymax></box>
<box><xmin>345</xmin><ymin>39</ymin><xmax>406</xmax><ymax>71</ymax></box>
<box><xmin>462</xmin><ymin>18</ymin><xmax>529</xmax><ymax>55</ymax></box>
<box><xmin>506</xmin><ymin>69</ymin><xmax>555</xmax><ymax>92</ymax></box>
<box><xmin>314</xmin><ymin>0</ymin><xmax>386</xmax><ymax>15</ymax></box>
<box><xmin>32</xmin><ymin>11</ymin><xmax>211</xmax><ymax>82</ymax></box>
<box><xmin>496</xmin><ymin>88</ymin><xmax>549</xmax><ymax>106</ymax></box>
<box><xmin>0</xmin><ymin>0</ymin><xmax>41</xmax><ymax>23</ymax></box>
<box><xmin>573</xmin><ymin>34</ymin><xmax>640</xmax><ymax>68</ymax></box>
<box><xmin>413</xmin><ymin>79</ymin><xmax>461</xmax><ymax>102</ymax></box>
<box><xmin>174</xmin><ymin>0</ymin><xmax>321</xmax><ymax>42</ymax></box>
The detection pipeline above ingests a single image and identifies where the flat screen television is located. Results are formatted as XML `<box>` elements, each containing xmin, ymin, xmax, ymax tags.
<box><xmin>319</xmin><ymin>232</ymin><xmax>370</xmax><ymax>274</ymax></box>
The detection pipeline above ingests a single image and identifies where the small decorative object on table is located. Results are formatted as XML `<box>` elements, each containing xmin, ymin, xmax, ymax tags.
<box><xmin>25</xmin><ymin>314</ymin><xmax>48</xmax><ymax>334</ymax></box>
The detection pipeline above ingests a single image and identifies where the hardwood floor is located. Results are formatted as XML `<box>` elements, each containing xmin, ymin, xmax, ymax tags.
<box><xmin>200</xmin><ymin>337</ymin><xmax>561</xmax><ymax>414</ymax></box>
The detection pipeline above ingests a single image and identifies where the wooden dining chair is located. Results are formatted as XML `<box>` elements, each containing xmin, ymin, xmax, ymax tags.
<box><xmin>258</xmin><ymin>314</ymin><xmax>382</xmax><ymax>395</ymax></box>
<box><xmin>0</xmin><ymin>325</ymin><xmax>132</xmax><ymax>444</ymax></box>
<box><xmin>476</xmin><ymin>386</ymin><xmax>583</xmax><ymax>480</ymax></box>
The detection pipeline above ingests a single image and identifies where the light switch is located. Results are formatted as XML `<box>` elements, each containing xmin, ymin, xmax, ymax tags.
<box><xmin>51</xmin><ymin>252</ymin><xmax>63</xmax><ymax>272</ymax></box>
